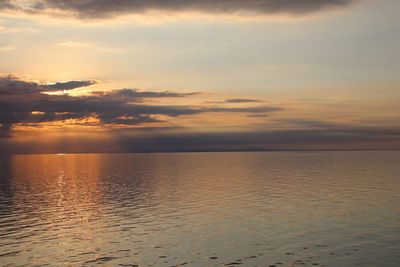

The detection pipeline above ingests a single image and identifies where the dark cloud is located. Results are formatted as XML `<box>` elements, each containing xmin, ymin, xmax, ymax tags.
<box><xmin>94</xmin><ymin>88</ymin><xmax>199</xmax><ymax>100</ymax></box>
<box><xmin>0</xmin><ymin>0</ymin><xmax>14</xmax><ymax>10</ymax></box>
<box><xmin>207</xmin><ymin>98</ymin><xmax>263</xmax><ymax>104</ymax></box>
<box><xmin>100</xmin><ymin>115</ymin><xmax>164</xmax><ymax>125</ymax></box>
<box><xmin>0</xmin><ymin>75</ymin><xmax>279</xmax><ymax>137</ymax></box>
<box><xmin>205</xmin><ymin>106</ymin><xmax>280</xmax><ymax>113</ymax></box>
<box><xmin>226</xmin><ymin>98</ymin><xmax>263</xmax><ymax>103</ymax></box>
<box><xmin>279</xmin><ymin>119</ymin><xmax>349</xmax><ymax>129</ymax></box>
<box><xmin>2</xmin><ymin>126</ymin><xmax>400</xmax><ymax>154</ymax></box>
<box><xmin>0</xmin><ymin>0</ymin><xmax>354</xmax><ymax>18</ymax></box>
<box><xmin>101</xmin><ymin>126</ymin><xmax>400</xmax><ymax>152</ymax></box>
<box><xmin>0</xmin><ymin>75</ymin><xmax>95</xmax><ymax>94</ymax></box>
<box><xmin>248</xmin><ymin>114</ymin><xmax>268</xmax><ymax>118</ymax></box>
<box><xmin>0</xmin><ymin>123</ymin><xmax>11</xmax><ymax>138</ymax></box>
<box><xmin>43</xmin><ymin>80</ymin><xmax>96</xmax><ymax>91</ymax></box>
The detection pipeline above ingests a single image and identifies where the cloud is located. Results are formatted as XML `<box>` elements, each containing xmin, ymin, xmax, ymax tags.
<box><xmin>207</xmin><ymin>98</ymin><xmax>263</xmax><ymax>104</ymax></box>
<box><xmin>0</xmin><ymin>46</ymin><xmax>15</xmax><ymax>52</ymax></box>
<box><xmin>0</xmin><ymin>0</ymin><xmax>13</xmax><ymax>10</ymax></box>
<box><xmin>248</xmin><ymin>114</ymin><xmax>268</xmax><ymax>118</ymax></box>
<box><xmin>58</xmin><ymin>41</ymin><xmax>120</xmax><ymax>53</ymax></box>
<box><xmin>0</xmin><ymin>0</ymin><xmax>354</xmax><ymax>19</ymax></box>
<box><xmin>205</xmin><ymin>106</ymin><xmax>280</xmax><ymax>113</ymax></box>
<box><xmin>94</xmin><ymin>88</ymin><xmax>199</xmax><ymax>100</ymax></box>
<box><xmin>0</xmin><ymin>123</ymin><xmax>11</xmax><ymax>138</ymax></box>
<box><xmin>59</xmin><ymin>41</ymin><xmax>94</xmax><ymax>48</ymax></box>
<box><xmin>43</xmin><ymin>80</ymin><xmax>97</xmax><ymax>91</ymax></box>
<box><xmin>104</xmin><ymin>125</ymin><xmax>400</xmax><ymax>153</ymax></box>
<box><xmin>0</xmin><ymin>74</ymin><xmax>279</xmax><ymax>137</ymax></box>
<box><xmin>0</xmin><ymin>75</ymin><xmax>96</xmax><ymax>94</ymax></box>
<box><xmin>3</xmin><ymin>126</ymin><xmax>400</xmax><ymax>154</ymax></box>
<box><xmin>226</xmin><ymin>98</ymin><xmax>264</xmax><ymax>103</ymax></box>
<box><xmin>111</xmin><ymin>117</ymin><xmax>400</xmax><ymax>153</ymax></box>
<box><xmin>0</xmin><ymin>24</ymin><xmax>38</xmax><ymax>33</ymax></box>
<box><xmin>1</xmin><ymin>75</ymin><xmax>399</xmax><ymax>152</ymax></box>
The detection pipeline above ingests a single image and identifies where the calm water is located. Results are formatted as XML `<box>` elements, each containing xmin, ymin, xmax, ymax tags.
<box><xmin>0</xmin><ymin>152</ymin><xmax>399</xmax><ymax>267</ymax></box>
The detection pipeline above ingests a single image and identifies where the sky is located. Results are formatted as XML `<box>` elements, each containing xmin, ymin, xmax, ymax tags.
<box><xmin>0</xmin><ymin>0</ymin><xmax>399</xmax><ymax>153</ymax></box>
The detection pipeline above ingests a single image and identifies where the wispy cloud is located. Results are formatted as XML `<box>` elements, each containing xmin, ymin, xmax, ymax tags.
<box><xmin>207</xmin><ymin>98</ymin><xmax>264</xmax><ymax>104</ymax></box>
<box><xmin>59</xmin><ymin>41</ymin><xmax>94</xmax><ymax>48</ymax></box>
<box><xmin>59</xmin><ymin>40</ymin><xmax>121</xmax><ymax>53</ymax></box>
<box><xmin>0</xmin><ymin>46</ymin><xmax>14</xmax><ymax>52</ymax></box>
<box><xmin>0</xmin><ymin>24</ymin><xmax>38</xmax><ymax>33</ymax></box>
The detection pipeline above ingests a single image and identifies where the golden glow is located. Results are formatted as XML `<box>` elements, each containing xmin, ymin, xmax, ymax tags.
<box><xmin>10</xmin><ymin>154</ymin><xmax>105</xmax><ymax>254</ymax></box>
<box><xmin>1</xmin><ymin>0</ymin><xmax>399</xmax><ymax>152</ymax></box>
<box><xmin>31</xmin><ymin>111</ymin><xmax>45</xmax><ymax>115</ymax></box>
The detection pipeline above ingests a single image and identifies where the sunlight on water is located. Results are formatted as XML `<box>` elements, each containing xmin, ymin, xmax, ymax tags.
<box><xmin>0</xmin><ymin>152</ymin><xmax>400</xmax><ymax>266</ymax></box>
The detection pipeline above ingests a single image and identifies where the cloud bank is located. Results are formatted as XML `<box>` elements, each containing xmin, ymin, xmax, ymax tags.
<box><xmin>2</xmin><ymin>126</ymin><xmax>400</xmax><ymax>154</ymax></box>
<box><xmin>0</xmin><ymin>74</ymin><xmax>279</xmax><ymax>137</ymax></box>
<box><xmin>0</xmin><ymin>0</ymin><xmax>354</xmax><ymax>18</ymax></box>
<box><xmin>1</xmin><ymin>74</ymin><xmax>399</xmax><ymax>153</ymax></box>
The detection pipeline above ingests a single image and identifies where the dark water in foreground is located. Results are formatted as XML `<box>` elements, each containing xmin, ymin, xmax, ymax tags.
<box><xmin>0</xmin><ymin>152</ymin><xmax>399</xmax><ymax>267</ymax></box>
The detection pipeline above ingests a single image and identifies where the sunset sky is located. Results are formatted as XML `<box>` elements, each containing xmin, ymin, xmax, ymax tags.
<box><xmin>0</xmin><ymin>0</ymin><xmax>399</xmax><ymax>153</ymax></box>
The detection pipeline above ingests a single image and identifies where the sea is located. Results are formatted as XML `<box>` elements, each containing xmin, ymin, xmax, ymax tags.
<box><xmin>0</xmin><ymin>151</ymin><xmax>399</xmax><ymax>266</ymax></box>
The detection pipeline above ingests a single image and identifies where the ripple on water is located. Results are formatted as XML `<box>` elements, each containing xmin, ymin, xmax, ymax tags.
<box><xmin>0</xmin><ymin>152</ymin><xmax>399</xmax><ymax>266</ymax></box>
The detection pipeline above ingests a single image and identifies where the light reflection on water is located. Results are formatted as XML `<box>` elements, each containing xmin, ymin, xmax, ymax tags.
<box><xmin>0</xmin><ymin>152</ymin><xmax>399</xmax><ymax>266</ymax></box>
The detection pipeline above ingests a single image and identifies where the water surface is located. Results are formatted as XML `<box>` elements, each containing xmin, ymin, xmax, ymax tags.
<box><xmin>0</xmin><ymin>151</ymin><xmax>399</xmax><ymax>266</ymax></box>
